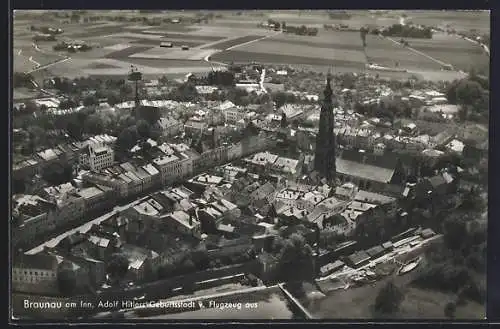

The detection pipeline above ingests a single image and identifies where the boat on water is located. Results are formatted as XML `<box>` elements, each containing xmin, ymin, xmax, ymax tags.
<box><xmin>398</xmin><ymin>257</ymin><xmax>422</xmax><ymax>275</ymax></box>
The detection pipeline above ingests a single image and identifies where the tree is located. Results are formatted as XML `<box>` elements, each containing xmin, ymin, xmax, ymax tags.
<box><xmin>27</xmin><ymin>126</ymin><xmax>47</xmax><ymax>150</ymax></box>
<box><xmin>273</xmin><ymin>91</ymin><xmax>288</xmax><ymax>108</ymax></box>
<box><xmin>42</xmin><ymin>162</ymin><xmax>73</xmax><ymax>186</ymax></box>
<box><xmin>243</xmin><ymin>121</ymin><xmax>259</xmax><ymax>138</ymax></box>
<box><xmin>116</xmin><ymin>127</ymin><xmax>138</xmax><ymax>153</ymax></box>
<box><xmin>444</xmin><ymin>301</ymin><xmax>457</xmax><ymax>318</ymax></box>
<box><xmin>136</xmin><ymin>120</ymin><xmax>151</xmax><ymax>139</ymax></box>
<box><xmin>83</xmin><ymin>95</ymin><xmax>99</xmax><ymax>107</ymax></box>
<box><xmin>182</xmin><ymin>258</ymin><xmax>196</xmax><ymax>274</ymax></box>
<box><xmin>360</xmin><ymin>26</ymin><xmax>368</xmax><ymax>47</ymax></box>
<box><xmin>136</xmin><ymin>106</ymin><xmax>160</xmax><ymax>125</ymax></box>
<box><xmin>280</xmin><ymin>112</ymin><xmax>288</xmax><ymax>128</ymax></box>
<box><xmin>107</xmin><ymin>253</ymin><xmax>129</xmax><ymax>282</ymax></box>
<box><xmin>13</xmin><ymin>72</ymin><xmax>34</xmax><ymax>88</ymax></box>
<box><xmin>57</xmin><ymin>261</ymin><xmax>77</xmax><ymax>296</ymax></box>
<box><xmin>275</xmin><ymin>233</ymin><xmax>315</xmax><ymax>282</ymax></box>
<box><xmin>106</xmin><ymin>92</ymin><xmax>121</xmax><ymax>106</ymax></box>
<box><xmin>84</xmin><ymin>114</ymin><xmax>104</xmax><ymax>135</ymax></box>
<box><xmin>159</xmin><ymin>75</ymin><xmax>168</xmax><ymax>85</ymax></box>
<box><xmin>373</xmin><ymin>281</ymin><xmax>404</xmax><ymax>316</ymax></box>
<box><xmin>59</xmin><ymin>99</ymin><xmax>78</xmax><ymax>110</ymax></box>
<box><xmin>191</xmin><ymin>245</ymin><xmax>210</xmax><ymax>270</ymax></box>
<box><xmin>66</xmin><ymin>118</ymin><xmax>84</xmax><ymax>140</ymax></box>
<box><xmin>442</xmin><ymin>215</ymin><xmax>468</xmax><ymax>251</ymax></box>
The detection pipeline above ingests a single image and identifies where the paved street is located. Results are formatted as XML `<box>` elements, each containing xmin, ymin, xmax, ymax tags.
<box><xmin>25</xmin><ymin>196</ymin><xmax>149</xmax><ymax>255</ymax></box>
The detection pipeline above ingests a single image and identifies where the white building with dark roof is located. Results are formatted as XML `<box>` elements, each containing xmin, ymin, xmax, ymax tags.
<box><xmin>12</xmin><ymin>253</ymin><xmax>61</xmax><ymax>294</ymax></box>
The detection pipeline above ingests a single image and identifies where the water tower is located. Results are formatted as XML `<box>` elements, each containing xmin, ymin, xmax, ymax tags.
<box><xmin>128</xmin><ymin>65</ymin><xmax>142</xmax><ymax>108</ymax></box>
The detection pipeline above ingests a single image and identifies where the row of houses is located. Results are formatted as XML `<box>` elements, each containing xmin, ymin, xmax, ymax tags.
<box><xmin>13</xmin><ymin>134</ymin><xmax>117</xmax><ymax>180</ymax></box>
<box><xmin>12</xmin><ymin>184</ymin><xmax>114</xmax><ymax>246</ymax></box>
<box><xmin>13</xmin><ymin>132</ymin><xmax>275</xmax><ymax>247</ymax></box>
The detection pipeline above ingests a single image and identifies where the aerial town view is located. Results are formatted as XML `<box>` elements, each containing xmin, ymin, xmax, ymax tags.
<box><xmin>11</xmin><ymin>10</ymin><xmax>489</xmax><ymax>321</ymax></box>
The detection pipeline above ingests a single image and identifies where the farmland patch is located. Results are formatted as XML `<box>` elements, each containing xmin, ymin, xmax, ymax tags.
<box><xmin>67</xmin><ymin>24</ymin><xmax>132</xmax><ymax>38</ymax></box>
<box><xmin>201</xmin><ymin>35</ymin><xmax>263</xmax><ymax>50</ymax></box>
<box><xmin>86</xmin><ymin>62</ymin><xmax>121</xmax><ymax>69</ymax></box>
<box><xmin>272</xmin><ymin>31</ymin><xmax>363</xmax><ymax>46</ymax></box>
<box><xmin>156</xmin><ymin>33</ymin><xmax>223</xmax><ymax>42</ymax></box>
<box><xmin>128</xmin><ymin>39</ymin><xmax>205</xmax><ymax>48</ymax></box>
<box><xmin>104</xmin><ymin>46</ymin><xmax>153</xmax><ymax>59</ymax></box>
<box><xmin>104</xmin><ymin>43</ymin><xmax>132</xmax><ymax>51</ymax></box>
<box><xmin>139</xmin><ymin>25</ymin><xmax>199</xmax><ymax>33</ymax></box>
<box><xmin>210</xmin><ymin>50</ymin><xmax>366</xmax><ymax>69</ymax></box>
<box><xmin>119</xmin><ymin>58</ymin><xmax>215</xmax><ymax>68</ymax></box>
<box><xmin>234</xmin><ymin>40</ymin><xmax>366</xmax><ymax>63</ymax></box>
<box><xmin>260</xmin><ymin>38</ymin><xmax>364</xmax><ymax>52</ymax></box>
<box><xmin>129</xmin><ymin>47</ymin><xmax>214</xmax><ymax>61</ymax></box>
<box><xmin>364</xmin><ymin>36</ymin><xmax>443</xmax><ymax>70</ymax></box>
<box><xmin>402</xmin><ymin>36</ymin><xmax>489</xmax><ymax>72</ymax></box>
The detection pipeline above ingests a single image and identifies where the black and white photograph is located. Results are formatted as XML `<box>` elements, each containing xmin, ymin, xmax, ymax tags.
<box><xmin>10</xmin><ymin>9</ymin><xmax>489</xmax><ymax>321</ymax></box>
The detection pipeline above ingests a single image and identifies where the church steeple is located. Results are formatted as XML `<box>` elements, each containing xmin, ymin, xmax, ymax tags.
<box><xmin>314</xmin><ymin>74</ymin><xmax>337</xmax><ymax>183</ymax></box>
<box><xmin>324</xmin><ymin>74</ymin><xmax>333</xmax><ymax>99</ymax></box>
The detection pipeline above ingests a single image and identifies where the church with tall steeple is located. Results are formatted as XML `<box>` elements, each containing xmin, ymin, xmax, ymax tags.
<box><xmin>314</xmin><ymin>74</ymin><xmax>337</xmax><ymax>182</ymax></box>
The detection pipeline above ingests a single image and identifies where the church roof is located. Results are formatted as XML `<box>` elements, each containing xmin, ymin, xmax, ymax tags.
<box><xmin>340</xmin><ymin>149</ymin><xmax>399</xmax><ymax>170</ymax></box>
<box><xmin>336</xmin><ymin>158</ymin><xmax>395</xmax><ymax>183</ymax></box>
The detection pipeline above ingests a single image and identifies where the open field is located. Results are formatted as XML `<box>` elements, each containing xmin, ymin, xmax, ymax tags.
<box><xmin>403</xmin><ymin>33</ymin><xmax>489</xmax><ymax>72</ymax></box>
<box><xmin>13</xmin><ymin>10</ymin><xmax>488</xmax><ymax>82</ymax></box>
<box><xmin>64</xmin><ymin>24</ymin><xmax>146</xmax><ymax>39</ymax></box>
<box><xmin>402</xmin><ymin>10</ymin><xmax>490</xmax><ymax>33</ymax></box>
<box><xmin>128</xmin><ymin>39</ymin><xmax>205</xmax><ymax>48</ymax></box>
<box><xmin>201</xmin><ymin>35</ymin><xmax>263</xmax><ymax>50</ymax></box>
<box><xmin>211</xmin><ymin>50</ymin><xmax>366</xmax><ymax>69</ymax></box>
<box><xmin>119</xmin><ymin>58</ymin><xmax>215</xmax><ymax>68</ymax></box>
<box><xmin>129</xmin><ymin>47</ymin><xmax>214</xmax><ymax>61</ymax></box>
<box><xmin>156</xmin><ymin>32</ymin><xmax>224</xmax><ymax>42</ymax></box>
<box><xmin>364</xmin><ymin>35</ymin><xmax>443</xmax><ymax>71</ymax></box>
<box><xmin>104</xmin><ymin>46</ymin><xmax>153</xmax><ymax>59</ymax></box>
<box><xmin>233</xmin><ymin>40</ymin><xmax>366</xmax><ymax>62</ymax></box>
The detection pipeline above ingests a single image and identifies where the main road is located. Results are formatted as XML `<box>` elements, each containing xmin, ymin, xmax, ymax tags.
<box><xmin>25</xmin><ymin>196</ymin><xmax>150</xmax><ymax>255</ymax></box>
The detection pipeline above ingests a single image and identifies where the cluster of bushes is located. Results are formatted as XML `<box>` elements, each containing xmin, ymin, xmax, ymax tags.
<box><xmin>33</xmin><ymin>34</ymin><xmax>57</xmax><ymax>42</ymax></box>
<box><xmin>381</xmin><ymin>24</ymin><xmax>433</xmax><ymax>39</ymax></box>
<box><xmin>53</xmin><ymin>42</ymin><xmax>93</xmax><ymax>52</ymax></box>
<box><xmin>412</xmin><ymin>211</ymin><xmax>486</xmax><ymax>304</ymax></box>
<box><xmin>446</xmin><ymin>74</ymin><xmax>489</xmax><ymax>123</ymax></box>
<box><xmin>284</xmin><ymin>25</ymin><xmax>319</xmax><ymax>36</ymax></box>
<box><xmin>206</xmin><ymin>70</ymin><xmax>235</xmax><ymax>86</ymax></box>
<box><xmin>13</xmin><ymin>72</ymin><xmax>35</xmax><ymax>89</ymax></box>
<box><xmin>327</xmin><ymin>11</ymin><xmax>351</xmax><ymax>20</ymax></box>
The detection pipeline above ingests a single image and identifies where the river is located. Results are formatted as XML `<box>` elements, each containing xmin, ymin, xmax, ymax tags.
<box><xmin>121</xmin><ymin>287</ymin><xmax>300</xmax><ymax>320</ymax></box>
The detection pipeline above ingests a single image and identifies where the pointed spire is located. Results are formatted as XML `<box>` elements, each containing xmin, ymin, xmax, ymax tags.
<box><xmin>324</xmin><ymin>74</ymin><xmax>333</xmax><ymax>99</ymax></box>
